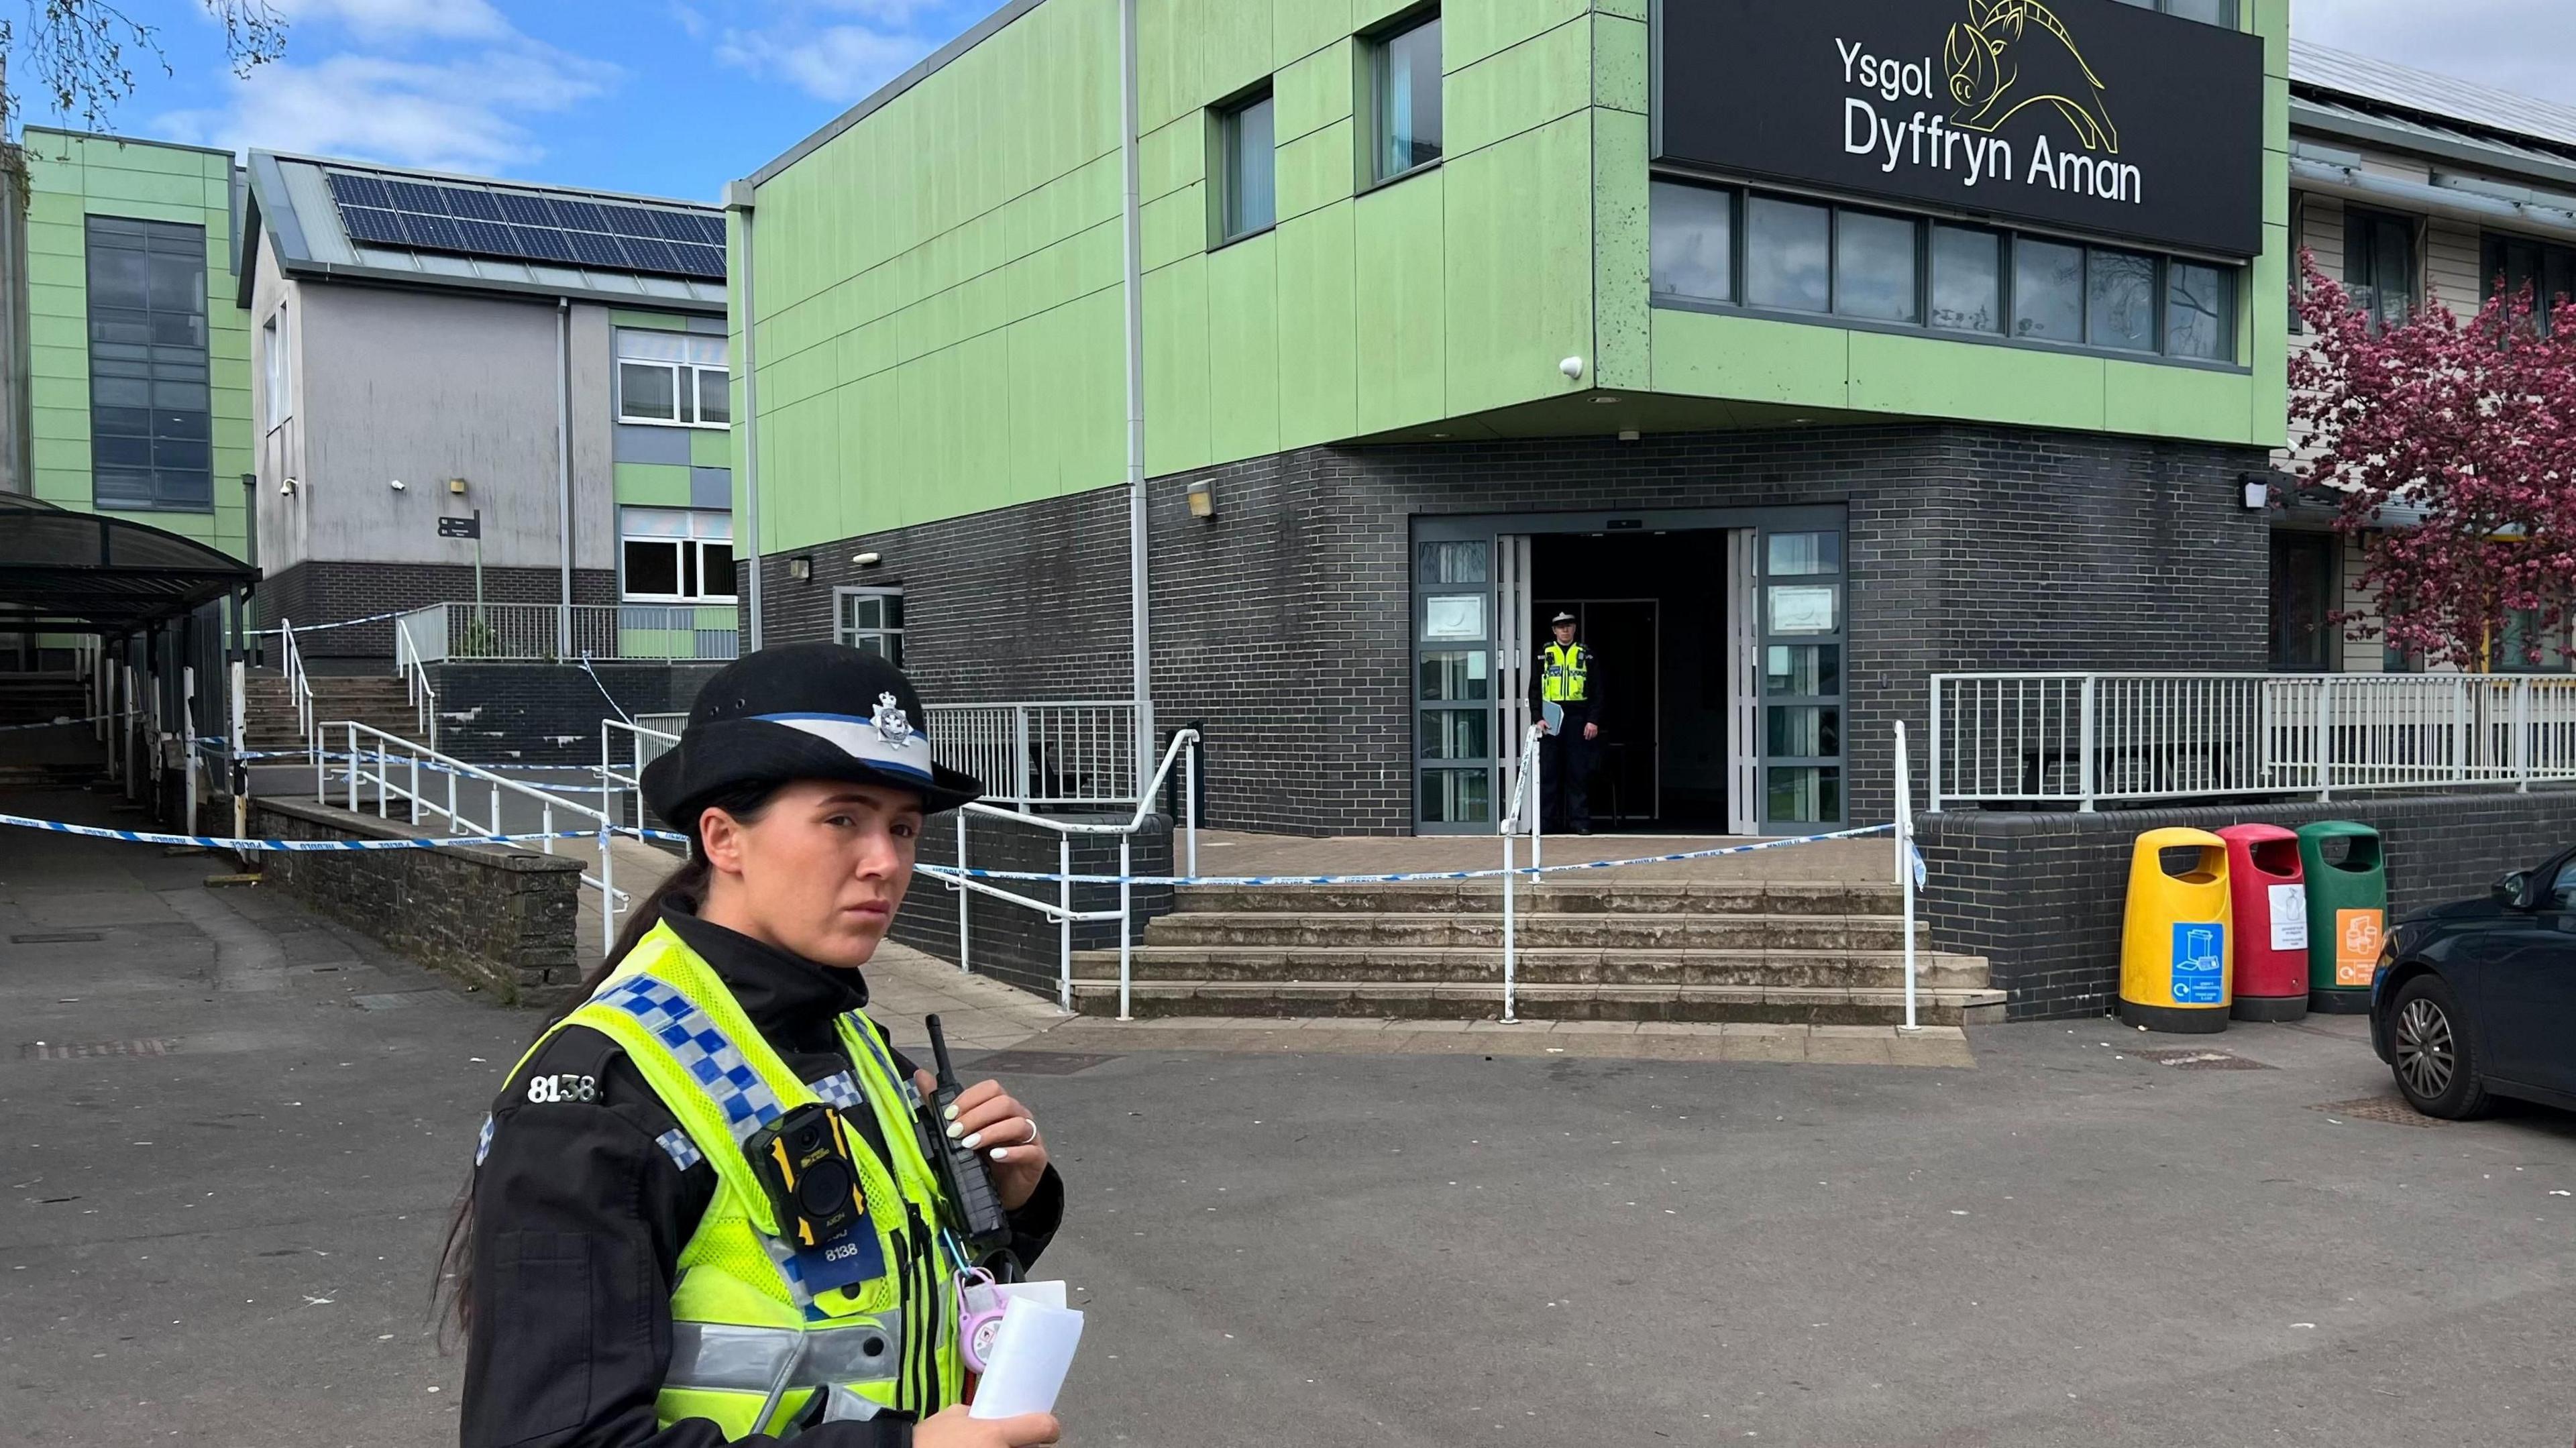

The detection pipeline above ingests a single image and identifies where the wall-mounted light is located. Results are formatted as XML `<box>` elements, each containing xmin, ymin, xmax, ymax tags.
<box><xmin>2241</xmin><ymin>472</ymin><xmax>2274</xmax><ymax>510</ymax></box>
<box><xmin>786</xmin><ymin>555</ymin><xmax>812</xmax><ymax>582</ymax></box>
<box><xmin>852</xmin><ymin>551</ymin><xmax>882</xmax><ymax>567</ymax></box>
<box><xmin>447</xmin><ymin>478</ymin><xmax>468</xmax><ymax>495</ymax></box>
<box><xmin>1185</xmin><ymin>479</ymin><xmax>1215</xmax><ymax>520</ymax></box>
<box><xmin>388</xmin><ymin>478</ymin><xmax>407</xmax><ymax>492</ymax></box>
<box><xmin>279</xmin><ymin>477</ymin><xmax>298</xmax><ymax>496</ymax></box>
<box><xmin>1617</xmin><ymin>429</ymin><xmax>1640</xmax><ymax>442</ymax></box>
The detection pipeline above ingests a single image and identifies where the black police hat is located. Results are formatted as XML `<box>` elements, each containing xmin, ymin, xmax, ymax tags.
<box><xmin>641</xmin><ymin>643</ymin><xmax>983</xmax><ymax>828</ymax></box>
<box><xmin>1550</xmin><ymin>610</ymin><xmax>1578</xmax><ymax>626</ymax></box>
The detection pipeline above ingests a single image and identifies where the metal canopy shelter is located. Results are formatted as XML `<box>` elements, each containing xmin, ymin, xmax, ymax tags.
<box><xmin>0</xmin><ymin>492</ymin><xmax>258</xmax><ymax>634</ymax></box>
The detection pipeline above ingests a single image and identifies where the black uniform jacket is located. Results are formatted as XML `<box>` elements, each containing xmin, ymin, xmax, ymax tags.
<box><xmin>460</xmin><ymin>909</ymin><xmax>1065</xmax><ymax>1448</ymax></box>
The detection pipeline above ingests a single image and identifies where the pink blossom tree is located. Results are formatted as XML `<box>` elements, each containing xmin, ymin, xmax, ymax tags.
<box><xmin>2290</xmin><ymin>248</ymin><xmax>2576</xmax><ymax>670</ymax></box>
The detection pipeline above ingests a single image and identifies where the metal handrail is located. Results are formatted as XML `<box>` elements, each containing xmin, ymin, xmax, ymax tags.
<box><xmin>943</xmin><ymin>727</ymin><xmax>1200</xmax><ymax>1017</ymax></box>
<box><xmin>392</xmin><ymin>616</ymin><xmax>441</xmax><ymax>750</ymax></box>
<box><xmin>329</xmin><ymin>720</ymin><xmax>623</xmax><ymax>954</ymax></box>
<box><xmin>277</xmin><ymin>617</ymin><xmax>319</xmax><ymax>764</ymax></box>
<box><xmin>600</xmin><ymin>717</ymin><xmax>682</xmax><ymax>838</ymax></box>
<box><xmin>1494</xmin><ymin>726</ymin><xmax>1544</xmax><ymax>1023</ymax></box>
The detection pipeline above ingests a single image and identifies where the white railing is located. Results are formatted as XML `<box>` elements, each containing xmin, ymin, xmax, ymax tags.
<box><xmin>942</xmin><ymin>727</ymin><xmax>1199</xmax><ymax>1017</ymax></box>
<box><xmin>392</xmin><ymin>615</ymin><xmax>441</xmax><ymax>750</ymax></box>
<box><xmin>600</xmin><ymin>717</ymin><xmax>682</xmax><ymax>836</ymax></box>
<box><xmin>926</xmin><ymin>702</ymin><xmax>1140</xmax><ymax>809</ymax></box>
<box><xmin>392</xmin><ymin>602</ymin><xmax>739</xmax><ymax>663</ymax></box>
<box><xmin>1929</xmin><ymin>672</ymin><xmax>2576</xmax><ymax>810</ymax></box>
<box><xmin>1495</xmin><ymin>724</ymin><xmax>1544</xmax><ymax>1023</ymax></box>
<box><xmin>328</xmin><ymin>720</ymin><xmax>624</xmax><ymax>954</ymax></box>
<box><xmin>277</xmin><ymin>616</ymin><xmax>319</xmax><ymax>763</ymax></box>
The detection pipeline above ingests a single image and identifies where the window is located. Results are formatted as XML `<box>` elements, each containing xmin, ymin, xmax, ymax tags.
<box><xmin>1834</xmin><ymin>209</ymin><xmax>1919</xmax><ymax>323</ymax></box>
<box><xmin>2267</xmin><ymin>532</ymin><xmax>2335</xmax><ymax>672</ymax></box>
<box><xmin>616</xmin><ymin>329</ymin><xmax>729</xmax><ymax>427</ymax></box>
<box><xmin>1649</xmin><ymin>181</ymin><xmax>1733</xmax><ymax>304</ymax></box>
<box><xmin>1368</xmin><ymin>11</ymin><xmax>1442</xmax><ymax>184</ymax></box>
<box><xmin>260</xmin><ymin>309</ymin><xmax>288</xmax><ymax>430</ymax></box>
<box><xmin>2484</xmin><ymin>234</ymin><xmax>2576</xmax><ymax>335</ymax></box>
<box><xmin>835</xmin><ymin>588</ymin><xmax>906</xmax><ymax>667</ymax></box>
<box><xmin>1652</xmin><ymin>180</ymin><xmax>2237</xmax><ymax>362</ymax></box>
<box><xmin>1930</xmin><ymin>224</ymin><xmax>2002</xmax><ymax>333</ymax></box>
<box><xmin>87</xmin><ymin>217</ymin><xmax>211</xmax><ymax>512</ymax></box>
<box><xmin>620</xmin><ymin>507</ymin><xmax>735</xmax><ymax>602</ymax></box>
<box><xmin>1218</xmin><ymin>90</ymin><xmax>1276</xmax><ymax>241</ymax></box>
<box><xmin>2012</xmin><ymin>238</ymin><xmax>2084</xmax><ymax>342</ymax></box>
<box><xmin>2345</xmin><ymin>207</ymin><xmax>2415</xmax><ymax>333</ymax></box>
<box><xmin>2498</xmin><ymin>609</ymin><xmax>2571</xmax><ymax>673</ymax></box>
<box><xmin>1760</xmin><ymin>527</ymin><xmax>1847</xmax><ymax>828</ymax></box>
<box><xmin>1746</xmin><ymin>195</ymin><xmax>1830</xmax><ymax>313</ymax></box>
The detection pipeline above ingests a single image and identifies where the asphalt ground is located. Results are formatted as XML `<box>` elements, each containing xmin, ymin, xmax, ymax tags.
<box><xmin>4</xmin><ymin>786</ymin><xmax>2573</xmax><ymax>1447</ymax></box>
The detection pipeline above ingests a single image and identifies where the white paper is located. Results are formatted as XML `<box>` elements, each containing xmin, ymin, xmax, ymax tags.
<box><xmin>2268</xmin><ymin>883</ymin><xmax>2308</xmax><ymax>952</ymax></box>
<box><xmin>994</xmin><ymin>1279</ymin><xmax>1067</xmax><ymax>1311</ymax></box>
<box><xmin>968</xmin><ymin>1298</ymin><xmax>1085</xmax><ymax>1420</ymax></box>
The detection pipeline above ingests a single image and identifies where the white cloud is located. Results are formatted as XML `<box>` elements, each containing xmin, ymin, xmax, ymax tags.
<box><xmin>265</xmin><ymin>0</ymin><xmax>516</xmax><ymax>44</ymax></box>
<box><xmin>159</xmin><ymin>45</ymin><xmax>616</xmax><ymax>174</ymax></box>
<box><xmin>717</xmin><ymin>22</ymin><xmax>931</xmax><ymax>105</ymax></box>
<box><xmin>2296</xmin><ymin>0</ymin><xmax>2576</xmax><ymax>109</ymax></box>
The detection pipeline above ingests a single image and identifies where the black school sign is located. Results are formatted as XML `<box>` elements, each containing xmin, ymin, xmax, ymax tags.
<box><xmin>1654</xmin><ymin>0</ymin><xmax>2264</xmax><ymax>258</ymax></box>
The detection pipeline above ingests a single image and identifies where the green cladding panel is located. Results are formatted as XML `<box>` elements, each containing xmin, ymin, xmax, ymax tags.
<box><xmin>741</xmin><ymin>0</ymin><xmax>2291</xmax><ymax>551</ymax></box>
<box><xmin>22</xmin><ymin>129</ymin><xmax>255</xmax><ymax>562</ymax></box>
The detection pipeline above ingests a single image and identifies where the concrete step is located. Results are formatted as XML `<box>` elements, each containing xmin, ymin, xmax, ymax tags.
<box><xmin>1069</xmin><ymin>979</ymin><xmax>2006</xmax><ymax>1026</ymax></box>
<box><xmin>1071</xmin><ymin>946</ymin><xmax>1988</xmax><ymax>991</ymax></box>
<box><xmin>1169</xmin><ymin>880</ymin><xmax>1903</xmax><ymax>917</ymax></box>
<box><xmin>1142</xmin><ymin>910</ymin><xmax>1931</xmax><ymax>952</ymax></box>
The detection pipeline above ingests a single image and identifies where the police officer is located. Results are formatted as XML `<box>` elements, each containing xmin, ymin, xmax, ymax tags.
<box><xmin>1534</xmin><ymin>610</ymin><xmax>1599</xmax><ymax>835</ymax></box>
<box><xmin>449</xmin><ymin>644</ymin><xmax>1066</xmax><ymax>1447</ymax></box>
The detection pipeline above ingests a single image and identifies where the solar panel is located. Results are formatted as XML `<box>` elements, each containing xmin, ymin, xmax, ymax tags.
<box><xmin>510</xmin><ymin>225</ymin><xmax>579</xmax><ymax>263</ymax></box>
<box><xmin>671</xmin><ymin>243</ymin><xmax>727</xmax><ymax>279</ymax></box>
<box><xmin>550</xmin><ymin>199</ymin><xmax>610</xmax><ymax>233</ymax></box>
<box><xmin>454</xmin><ymin>219</ymin><xmax>521</xmax><ymax>256</ymax></box>
<box><xmin>595</xmin><ymin>205</ymin><xmax>663</xmax><ymax>239</ymax></box>
<box><xmin>339</xmin><ymin>207</ymin><xmax>406</xmax><ymax>245</ymax></box>
<box><xmin>386</xmin><ymin>180</ymin><xmax>450</xmax><ymax>214</ymax></box>
<box><xmin>649</xmin><ymin>209</ymin><xmax>702</xmax><ymax>243</ymax></box>
<box><xmin>566</xmin><ymin>229</ymin><xmax>625</xmax><ymax>268</ymax></box>
<box><xmin>694</xmin><ymin>214</ymin><xmax>728</xmax><ymax>246</ymax></box>
<box><xmin>494</xmin><ymin>192</ymin><xmax>555</xmax><ymax>226</ymax></box>
<box><xmin>616</xmin><ymin>236</ymin><xmax>681</xmax><ymax>273</ymax></box>
<box><xmin>398</xmin><ymin>211</ymin><xmax>467</xmax><ymax>251</ymax></box>
<box><xmin>326</xmin><ymin>172</ymin><xmax>394</xmax><ymax>209</ymax></box>
<box><xmin>441</xmin><ymin>187</ymin><xmax>504</xmax><ymax>222</ymax></box>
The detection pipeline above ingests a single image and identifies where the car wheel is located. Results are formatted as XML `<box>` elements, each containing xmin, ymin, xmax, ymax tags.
<box><xmin>2387</xmin><ymin>975</ymin><xmax>2489</xmax><ymax>1121</ymax></box>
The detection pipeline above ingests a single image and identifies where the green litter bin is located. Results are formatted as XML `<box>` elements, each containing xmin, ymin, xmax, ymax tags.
<box><xmin>2297</xmin><ymin>821</ymin><xmax>2386</xmax><ymax>1015</ymax></box>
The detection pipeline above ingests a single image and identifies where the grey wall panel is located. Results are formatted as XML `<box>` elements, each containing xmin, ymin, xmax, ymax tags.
<box><xmin>690</xmin><ymin>466</ymin><xmax>731</xmax><ymax>508</ymax></box>
<box><xmin>614</xmin><ymin>423</ymin><xmax>692</xmax><ymax>465</ymax></box>
<box><xmin>297</xmin><ymin>285</ymin><xmax>570</xmax><ymax>569</ymax></box>
<box><xmin>569</xmin><ymin>303</ymin><xmax>616</xmax><ymax>571</ymax></box>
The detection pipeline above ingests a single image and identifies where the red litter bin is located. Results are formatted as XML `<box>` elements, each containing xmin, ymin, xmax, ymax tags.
<box><xmin>2218</xmin><ymin>824</ymin><xmax>2308</xmax><ymax>1022</ymax></box>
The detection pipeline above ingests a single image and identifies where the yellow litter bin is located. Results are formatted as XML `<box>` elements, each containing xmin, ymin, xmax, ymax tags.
<box><xmin>2120</xmin><ymin>828</ymin><xmax>2233</xmax><ymax>1034</ymax></box>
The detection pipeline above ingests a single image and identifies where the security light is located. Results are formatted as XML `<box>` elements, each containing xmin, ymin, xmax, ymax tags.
<box><xmin>852</xmin><ymin>551</ymin><xmax>882</xmax><ymax>567</ymax></box>
<box><xmin>388</xmin><ymin>478</ymin><xmax>406</xmax><ymax>491</ymax></box>
<box><xmin>447</xmin><ymin>478</ymin><xmax>468</xmax><ymax>495</ymax></box>
<box><xmin>1559</xmin><ymin>355</ymin><xmax>1585</xmax><ymax>380</ymax></box>
<box><xmin>787</xmin><ymin>555</ymin><xmax>812</xmax><ymax>582</ymax></box>
<box><xmin>1185</xmin><ymin>479</ymin><xmax>1216</xmax><ymax>519</ymax></box>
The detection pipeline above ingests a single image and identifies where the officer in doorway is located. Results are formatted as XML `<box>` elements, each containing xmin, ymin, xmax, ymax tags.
<box><xmin>1534</xmin><ymin>610</ymin><xmax>1599</xmax><ymax>835</ymax></box>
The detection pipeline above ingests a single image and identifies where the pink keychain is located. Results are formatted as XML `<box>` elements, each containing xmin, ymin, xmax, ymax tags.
<box><xmin>955</xmin><ymin>1268</ymin><xmax>1009</xmax><ymax>1374</ymax></box>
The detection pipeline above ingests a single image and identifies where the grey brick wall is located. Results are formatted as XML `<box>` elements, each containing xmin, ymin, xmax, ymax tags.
<box><xmin>759</xmin><ymin>424</ymin><xmax>2271</xmax><ymax>835</ymax></box>
<box><xmin>261</xmin><ymin>561</ymin><xmax>619</xmax><ymax>663</ymax></box>
<box><xmin>1917</xmin><ymin>788</ymin><xmax>2576</xmax><ymax>1019</ymax></box>
<box><xmin>428</xmin><ymin>661</ymin><xmax>722</xmax><ymax>764</ymax></box>
<box><xmin>886</xmin><ymin>812</ymin><xmax>1175</xmax><ymax>1001</ymax></box>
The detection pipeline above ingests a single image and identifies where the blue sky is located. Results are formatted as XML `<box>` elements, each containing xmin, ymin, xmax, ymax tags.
<box><xmin>28</xmin><ymin>0</ymin><xmax>2576</xmax><ymax>202</ymax></box>
<box><xmin>95</xmin><ymin>0</ymin><xmax>1007</xmax><ymax>201</ymax></box>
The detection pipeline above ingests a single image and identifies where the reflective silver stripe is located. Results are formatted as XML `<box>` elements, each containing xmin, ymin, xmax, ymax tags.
<box><xmin>665</xmin><ymin>1315</ymin><xmax>906</xmax><ymax>1394</ymax></box>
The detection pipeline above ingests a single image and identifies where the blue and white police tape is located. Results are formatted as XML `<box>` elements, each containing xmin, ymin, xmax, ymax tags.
<box><xmin>203</xmin><ymin>740</ymin><xmax>621</xmax><ymax>774</ymax></box>
<box><xmin>250</xmin><ymin>608</ymin><xmax>414</xmax><ymax>636</ymax></box>
<box><xmin>0</xmin><ymin>711</ymin><xmax>124</xmax><ymax>733</ymax></box>
<box><xmin>912</xmin><ymin>822</ymin><xmax>1897</xmax><ymax>889</ymax></box>
<box><xmin>0</xmin><ymin>811</ymin><xmax>616</xmax><ymax>853</ymax></box>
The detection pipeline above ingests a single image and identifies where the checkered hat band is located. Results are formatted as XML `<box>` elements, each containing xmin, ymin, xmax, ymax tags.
<box><xmin>598</xmin><ymin>975</ymin><xmax>784</xmax><ymax>1143</ymax></box>
<box><xmin>474</xmin><ymin>1113</ymin><xmax>495</xmax><ymax>1166</ymax></box>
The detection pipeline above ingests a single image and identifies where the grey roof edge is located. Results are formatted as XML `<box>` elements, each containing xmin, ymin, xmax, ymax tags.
<box><xmin>250</xmin><ymin>148</ymin><xmax>722</xmax><ymax>213</ymax></box>
<box><xmin>2289</xmin><ymin>39</ymin><xmax>2576</xmax><ymax>155</ymax></box>
<box><xmin>21</xmin><ymin>125</ymin><xmax>237</xmax><ymax>161</ymax></box>
<box><xmin>745</xmin><ymin>0</ymin><xmax>1051</xmax><ymax>191</ymax></box>
<box><xmin>237</xmin><ymin>150</ymin><xmax>312</xmax><ymax>308</ymax></box>
<box><xmin>2290</xmin><ymin>99</ymin><xmax>2576</xmax><ymax>197</ymax></box>
<box><xmin>265</xmin><ymin>258</ymin><xmax>726</xmax><ymax>315</ymax></box>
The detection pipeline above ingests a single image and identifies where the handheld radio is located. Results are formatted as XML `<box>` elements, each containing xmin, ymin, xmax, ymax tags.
<box><xmin>922</xmin><ymin>1014</ymin><xmax>1014</xmax><ymax>1260</ymax></box>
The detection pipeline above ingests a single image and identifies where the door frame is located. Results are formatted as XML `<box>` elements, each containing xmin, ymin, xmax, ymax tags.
<box><xmin>1409</xmin><ymin>504</ymin><xmax>1847</xmax><ymax>836</ymax></box>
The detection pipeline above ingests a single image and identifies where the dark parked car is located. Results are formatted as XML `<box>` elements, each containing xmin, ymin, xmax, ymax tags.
<box><xmin>2371</xmin><ymin>848</ymin><xmax>2576</xmax><ymax>1119</ymax></box>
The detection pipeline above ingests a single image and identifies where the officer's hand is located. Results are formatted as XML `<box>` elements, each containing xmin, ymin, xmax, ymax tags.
<box><xmin>916</xmin><ymin>1070</ymin><xmax>1051</xmax><ymax>1211</ymax></box>
<box><xmin>1582</xmin><ymin>722</ymin><xmax>1599</xmax><ymax>740</ymax></box>
<box><xmin>916</xmin><ymin>1405</ymin><xmax>1061</xmax><ymax>1447</ymax></box>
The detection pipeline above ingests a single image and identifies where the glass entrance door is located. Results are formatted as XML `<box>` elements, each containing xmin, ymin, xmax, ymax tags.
<box><xmin>1414</xmin><ymin>538</ymin><xmax>1496</xmax><ymax>832</ymax></box>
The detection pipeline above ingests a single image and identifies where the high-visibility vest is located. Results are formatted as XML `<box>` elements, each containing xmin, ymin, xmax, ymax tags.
<box><xmin>505</xmin><ymin>922</ymin><xmax>967</xmax><ymax>1435</ymax></box>
<box><xmin>1540</xmin><ymin>642</ymin><xmax>1591</xmax><ymax>704</ymax></box>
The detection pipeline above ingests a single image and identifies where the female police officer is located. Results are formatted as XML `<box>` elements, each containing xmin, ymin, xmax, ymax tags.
<box><xmin>449</xmin><ymin>644</ymin><xmax>1066</xmax><ymax>1447</ymax></box>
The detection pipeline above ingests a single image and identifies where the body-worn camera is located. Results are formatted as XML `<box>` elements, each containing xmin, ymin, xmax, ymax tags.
<box><xmin>745</xmin><ymin>1103</ymin><xmax>869</xmax><ymax>1247</ymax></box>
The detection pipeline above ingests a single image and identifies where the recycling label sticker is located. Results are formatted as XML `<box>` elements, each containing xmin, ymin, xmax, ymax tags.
<box><xmin>2268</xmin><ymin>883</ymin><xmax>2308</xmax><ymax>952</ymax></box>
<box><xmin>2171</xmin><ymin>921</ymin><xmax>2226</xmax><ymax>1005</ymax></box>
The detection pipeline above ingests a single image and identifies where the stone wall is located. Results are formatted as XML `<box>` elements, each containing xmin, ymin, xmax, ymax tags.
<box><xmin>1917</xmin><ymin>787</ymin><xmax>2576</xmax><ymax>1020</ymax></box>
<box><xmin>887</xmin><ymin>812</ymin><xmax>1174</xmax><ymax>1001</ymax></box>
<box><xmin>757</xmin><ymin>423</ymin><xmax>2269</xmax><ymax>834</ymax></box>
<box><xmin>250</xmin><ymin>795</ymin><xmax>588</xmax><ymax>1005</ymax></box>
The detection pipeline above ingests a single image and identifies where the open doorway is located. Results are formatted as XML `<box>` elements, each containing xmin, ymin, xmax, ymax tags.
<box><xmin>1527</xmin><ymin>528</ymin><xmax>1743</xmax><ymax>833</ymax></box>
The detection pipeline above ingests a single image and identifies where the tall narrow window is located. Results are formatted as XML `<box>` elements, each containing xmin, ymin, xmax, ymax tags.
<box><xmin>836</xmin><ymin>588</ymin><xmax>907</xmax><ymax>667</ymax></box>
<box><xmin>87</xmin><ymin>217</ymin><xmax>211</xmax><ymax>512</ymax></box>
<box><xmin>2012</xmin><ymin>238</ymin><xmax>2084</xmax><ymax>342</ymax></box>
<box><xmin>1369</xmin><ymin>11</ymin><xmax>1442</xmax><ymax>184</ymax></box>
<box><xmin>2345</xmin><ymin>207</ymin><xmax>2414</xmax><ymax>333</ymax></box>
<box><xmin>260</xmin><ymin>310</ymin><xmax>289</xmax><ymax>429</ymax></box>
<box><xmin>1218</xmin><ymin>91</ymin><xmax>1276</xmax><ymax>241</ymax></box>
<box><xmin>1929</xmin><ymin>224</ymin><xmax>2001</xmax><ymax>333</ymax></box>
<box><xmin>2166</xmin><ymin>261</ymin><xmax>2235</xmax><ymax>361</ymax></box>
<box><xmin>1833</xmin><ymin>210</ymin><xmax>1919</xmax><ymax>323</ymax></box>
<box><xmin>2086</xmin><ymin>247</ymin><xmax>2159</xmax><ymax>352</ymax></box>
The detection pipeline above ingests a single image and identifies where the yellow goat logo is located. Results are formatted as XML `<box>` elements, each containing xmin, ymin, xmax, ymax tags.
<box><xmin>1945</xmin><ymin>0</ymin><xmax>2118</xmax><ymax>154</ymax></box>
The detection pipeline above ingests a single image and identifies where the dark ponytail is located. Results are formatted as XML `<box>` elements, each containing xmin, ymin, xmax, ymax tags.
<box><xmin>437</xmin><ymin>780</ymin><xmax>785</xmax><ymax>1341</ymax></box>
